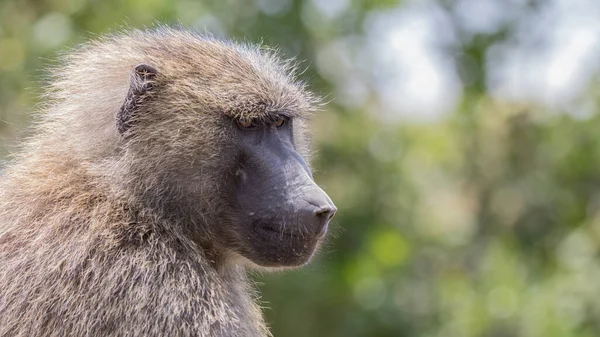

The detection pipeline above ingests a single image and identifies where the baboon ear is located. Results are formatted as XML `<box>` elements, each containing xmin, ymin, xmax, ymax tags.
<box><xmin>117</xmin><ymin>63</ymin><xmax>158</xmax><ymax>135</ymax></box>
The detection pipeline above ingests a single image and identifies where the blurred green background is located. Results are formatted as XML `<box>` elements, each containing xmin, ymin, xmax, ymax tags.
<box><xmin>2</xmin><ymin>0</ymin><xmax>600</xmax><ymax>336</ymax></box>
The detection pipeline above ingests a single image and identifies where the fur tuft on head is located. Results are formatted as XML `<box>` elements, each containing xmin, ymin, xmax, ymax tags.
<box><xmin>40</xmin><ymin>27</ymin><xmax>318</xmax><ymax>158</ymax></box>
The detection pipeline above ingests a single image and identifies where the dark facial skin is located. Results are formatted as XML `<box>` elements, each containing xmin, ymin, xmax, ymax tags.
<box><xmin>228</xmin><ymin>117</ymin><xmax>337</xmax><ymax>267</ymax></box>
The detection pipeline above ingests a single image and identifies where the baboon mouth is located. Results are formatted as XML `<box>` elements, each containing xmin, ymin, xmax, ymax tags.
<box><xmin>255</xmin><ymin>224</ymin><xmax>309</xmax><ymax>239</ymax></box>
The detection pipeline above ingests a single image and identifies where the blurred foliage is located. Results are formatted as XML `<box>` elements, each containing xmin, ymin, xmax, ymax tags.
<box><xmin>2</xmin><ymin>0</ymin><xmax>600</xmax><ymax>336</ymax></box>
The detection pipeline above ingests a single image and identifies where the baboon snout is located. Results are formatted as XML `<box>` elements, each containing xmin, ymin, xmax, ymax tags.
<box><xmin>233</xmin><ymin>119</ymin><xmax>337</xmax><ymax>254</ymax></box>
<box><xmin>295</xmin><ymin>189</ymin><xmax>337</xmax><ymax>237</ymax></box>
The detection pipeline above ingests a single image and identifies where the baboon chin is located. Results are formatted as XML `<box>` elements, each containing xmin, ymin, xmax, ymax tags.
<box><xmin>0</xmin><ymin>27</ymin><xmax>336</xmax><ymax>337</ymax></box>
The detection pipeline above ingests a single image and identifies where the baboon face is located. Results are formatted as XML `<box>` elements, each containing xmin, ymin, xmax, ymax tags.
<box><xmin>226</xmin><ymin>116</ymin><xmax>336</xmax><ymax>268</ymax></box>
<box><xmin>119</xmin><ymin>62</ymin><xmax>336</xmax><ymax>268</ymax></box>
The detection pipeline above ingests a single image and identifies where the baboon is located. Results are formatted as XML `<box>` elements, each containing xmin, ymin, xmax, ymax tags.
<box><xmin>0</xmin><ymin>28</ymin><xmax>336</xmax><ymax>337</ymax></box>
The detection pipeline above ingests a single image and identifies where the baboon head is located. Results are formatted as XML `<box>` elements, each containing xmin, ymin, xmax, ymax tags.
<box><xmin>111</xmin><ymin>32</ymin><xmax>336</xmax><ymax>268</ymax></box>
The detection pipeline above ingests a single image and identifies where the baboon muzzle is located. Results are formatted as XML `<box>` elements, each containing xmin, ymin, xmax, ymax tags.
<box><xmin>234</xmin><ymin>125</ymin><xmax>337</xmax><ymax>239</ymax></box>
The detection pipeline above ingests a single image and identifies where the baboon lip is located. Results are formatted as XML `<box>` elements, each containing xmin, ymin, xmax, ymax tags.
<box><xmin>255</xmin><ymin>224</ymin><xmax>308</xmax><ymax>239</ymax></box>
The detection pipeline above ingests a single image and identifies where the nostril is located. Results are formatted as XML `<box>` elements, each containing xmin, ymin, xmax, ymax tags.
<box><xmin>314</xmin><ymin>206</ymin><xmax>337</xmax><ymax>221</ymax></box>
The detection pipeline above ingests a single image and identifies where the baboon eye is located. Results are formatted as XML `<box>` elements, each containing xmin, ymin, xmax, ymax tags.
<box><xmin>273</xmin><ymin>118</ymin><xmax>285</xmax><ymax>127</ymax></box>
<box><xmin>236</xmin><ymin>119</ymin><xmax>256</xmax><ymax>129</ymax></box>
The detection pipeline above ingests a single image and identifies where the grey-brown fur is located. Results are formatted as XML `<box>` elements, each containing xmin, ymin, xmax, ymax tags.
<box><xmin>0</xmin><ymin>28</ymin><xmax>322</xmax><ymax>337</ymax></box>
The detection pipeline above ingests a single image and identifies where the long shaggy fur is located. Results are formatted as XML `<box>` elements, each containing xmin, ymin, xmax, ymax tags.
<box><xmin>0</xmin><ymin>27</ymin><xmax>318</xmax><ymax>337</ymax></box>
